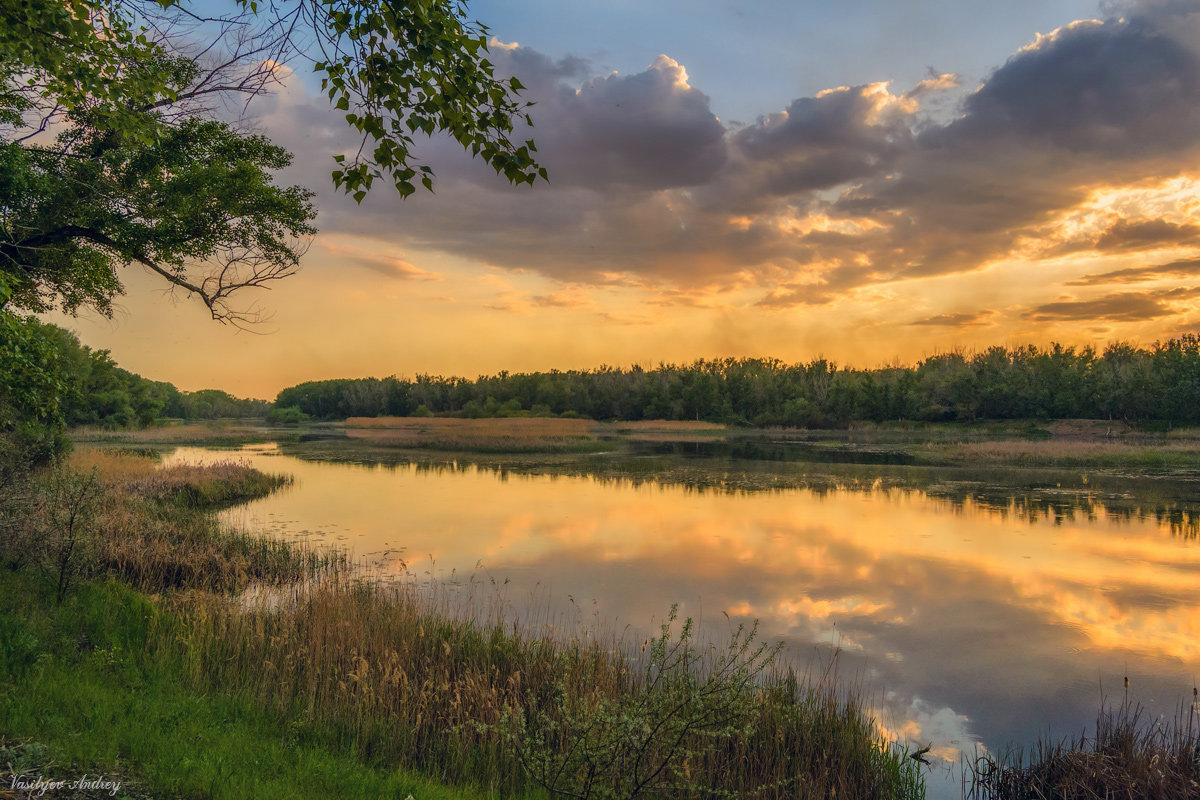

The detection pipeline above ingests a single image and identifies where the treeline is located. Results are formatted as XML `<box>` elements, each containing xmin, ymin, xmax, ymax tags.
<box><xmin>274</xmin><ymin>335</ymin><xmax>1200</xmax><ymax>427</ymax></box>
<box><xmin>0</xmin><ymin>320</ymin><xmax>268</xmax><ymax>433</ymax></box>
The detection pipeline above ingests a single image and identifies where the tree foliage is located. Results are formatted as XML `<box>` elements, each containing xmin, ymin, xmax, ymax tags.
<box><xmin>1</xmin><ymin>0</ymin><xmax>542</xmax><ymax>446</ymax></box>
<box><xmin>0</xmin><ymin>319</ymin><xmax>266</xmax><ymax>435</ymax></box>
<box><xmin>0</xmin><ymin>0</ymin><xmax>542</xmax><ymax>321</ymax></box>
<box><xmin>274</xmin><ymin>335</ymin><xmax>1200</xmax><ymax>427</ymax></box>
<box><xmin>310</xmin><ymin>0</ymin><xmax>545</xmax><ymax>198</ymax></box>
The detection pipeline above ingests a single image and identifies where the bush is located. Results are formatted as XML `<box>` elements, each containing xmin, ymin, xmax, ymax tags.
<box><xmin>267</xmin><ymin>405</ymin><xmax>310</xmax><ymax>425</ymax></box>
<box><xmin>493</xmin><ymin>606</ymin><xmax>781</xmax><ymax>799</ymax></box>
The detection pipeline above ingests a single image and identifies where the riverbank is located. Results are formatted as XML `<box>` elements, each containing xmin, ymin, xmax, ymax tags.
<box><xmin>0</xmin><ymin>449</ymin><xmax>923</xmax><ymax>799</ymax></box>
<box><xmin>74</xmin><ymin>417</ymin><xmax>1200</xmax><ymax>475</ymax></box>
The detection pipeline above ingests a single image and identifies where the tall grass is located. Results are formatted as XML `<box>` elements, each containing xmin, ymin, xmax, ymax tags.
<box><xmin>2</xmin><ymin>447</ymin><xmax>922</xmax><ymax>799</ymax></box>
<box><xmin>0</xmin><ymin>448</ymin><xmax>341</xmax><ymax>594</ymax></box>
<box><xmin>968</xmin><ymin>699</ymin><xmax>1200</xmax><ymax>799</ymax></box>
<box><xmin>169</xmin><ymin>578</ymin><xmax>923</xmax><ymax>799</ymax></box>
<box><xmin>72</xmin><ymin>422</ymin><xmax>270</xmax><ymax>446</ymax></box>
<box><xmin>344</xmin><ymin>417</ymin><xmax>606</xmax><ymax>453</ymax></box>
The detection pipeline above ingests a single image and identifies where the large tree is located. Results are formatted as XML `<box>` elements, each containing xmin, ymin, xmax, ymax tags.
<box><xmin>0</xmin><ymin>0</ymin><xmax>542</xmax><ymax>442</ymax></box>
<box><xmin>0</xmin><ymin>0</ymin><xmax>542</xmax><ymax>320</ymax></box>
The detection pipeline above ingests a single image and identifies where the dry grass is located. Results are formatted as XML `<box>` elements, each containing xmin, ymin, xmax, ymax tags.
<box><xmin>969</xmin><ymin>700</ymin><xmax>1200</xmax><ymax>799</ymax></box>
<box><xmin>170</xmin><ymin>578</ymin><xmax>921</xmax><ymax>799</ymax></box>
<box><xmin>68</xmin><ymin>448</ymin><xmax>159</xmax><ymax>484</ymax></box>
<box><xmin>605</xmin><ymin>420</ymin><xmax>727</xmax><ymax>432</ymax></box>
<box><xmin>601</xmin><ymin>419</ymin><xmax>729</xmax><ymax>443</ymax></box>
<box><xmin>939</xmin><ymin>439</ymin><xmax>1200</xmax><ymax>468</ymax></box>
<box><xmin>5</xmin><ymin>449</ymin><xmax>340</xmax><ymax>595</ymax></box>
<box><xmin>72</xmin><ymin>423</ymin><xmax>266</xmax><ymax>445</ymax></box>
<box><xmin>344</xmin><ymin>417</ymin><xmax>601</xmax><ymax>453</ymax></box>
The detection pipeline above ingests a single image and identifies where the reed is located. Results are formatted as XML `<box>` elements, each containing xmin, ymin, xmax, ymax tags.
<box><xmin>968</xmin><ymin>699</ymin><xmax>1200</xmax><ymax>799</ymax></box>
<box><xmin>72</xmin><ymin>422</ymin><xmax>269</xmax><ymax>446</ymax></box>
<box><xmin>166</xmin><ymin>578</ymin><xmax>923</xmax><ymax>799</ymax></box>
<box><xmin>1</xmin><ymin>447</ymin><xmax>922</xmax><ymax>799</ymax></box>
<box><xmin>344</xmin><ymin>417</ymin><xmax>605</xmax><ymax>453</ymax></box>
<box><xmin>930</xmin><ymin>439</ymin><xmax>1200</xmax><ymax>470</ymax></box>
<box><xmin>0</xmin><ymin>448</ymin><xmax>341</xmax><ymax>595</ymax></box>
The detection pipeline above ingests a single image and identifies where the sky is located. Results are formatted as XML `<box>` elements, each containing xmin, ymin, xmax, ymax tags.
<box><xmin>47</xmin><ymin>0</ymin><xmax>1200</xmax><ymax>398</ymax></box>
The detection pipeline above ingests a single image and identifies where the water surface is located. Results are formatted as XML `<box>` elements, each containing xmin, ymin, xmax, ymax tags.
<box><xmin>165</xmin><ymin>442</ymin><xmax>1200</xmax><ymax>797</ymax></box>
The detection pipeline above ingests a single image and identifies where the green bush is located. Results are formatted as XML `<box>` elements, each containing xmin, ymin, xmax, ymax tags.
<box><xmin>266</xmin><ymin>405</ymin><xmax>310</xmax><ymax>425</ymax></box>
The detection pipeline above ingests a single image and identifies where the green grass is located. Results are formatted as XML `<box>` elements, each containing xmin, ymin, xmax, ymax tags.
<box><xmin>0</xmin><ymin>572</ymin><xmax>523</xmax><ymax>800</ymax></box>
<box><xmin>1</xmin><ymin>450</ymin><xmax>923</xmax><ymax>800</ymax></box>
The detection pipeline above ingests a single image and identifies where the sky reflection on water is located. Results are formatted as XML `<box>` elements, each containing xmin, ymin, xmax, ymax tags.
<box><xmin>166</xmin><ymin>443</ymin><xmax>1200</xmax><ymax>796</ymax></box>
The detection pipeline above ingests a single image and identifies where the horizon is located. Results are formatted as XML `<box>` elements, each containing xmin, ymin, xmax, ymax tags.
<box><xmin>42</xmin><ymin>0</ymin><xmax>1200</xmax><ymax>398</ymax></box>
<box><xmin>90</xmin><ymin>327</ymin><xmax>1200</xmax><ymax>404</ymax></box>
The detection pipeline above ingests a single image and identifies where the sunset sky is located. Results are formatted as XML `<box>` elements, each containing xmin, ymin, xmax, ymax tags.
<box><xmin>47</xmin><ymin>0</ymin><xmax>1200</xmax><ymax>399</ymax></box>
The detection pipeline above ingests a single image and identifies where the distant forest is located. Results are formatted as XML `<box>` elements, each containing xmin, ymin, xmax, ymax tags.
<box><xmin>11</xmin><ymin>325</ymin><xmax>1200</xmax><ymax>431</ymax></box>
<box><xmin>274</xmin><ymin>335</ymin><xmax>1200</xmax><ymax>427</ymax></box>
<box><xmin>4</xmin><ymin>322</ymin><xmax>268</xmax><ymax>429</ymax></box>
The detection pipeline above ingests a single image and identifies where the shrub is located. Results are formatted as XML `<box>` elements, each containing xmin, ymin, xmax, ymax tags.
<box><xmin>267</xmin><ymin>405</ymin><xmax>310</xmax><ymax>425</ymax></box>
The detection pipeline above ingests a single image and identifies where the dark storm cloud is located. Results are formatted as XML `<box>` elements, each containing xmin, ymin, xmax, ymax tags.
<box><xmin>267</xmin><ymin>1</ymin><xmax>1200</xmax><ymax>296</ymax></box>
<box><xmin>940</xmin><ymin>19</ymin><xmax>1200</xmax><ymax>157</ymax></box>
<box><xmin>1066</xmin><ymin>257</ymin><xmax>1200</xmax><ymax>285</ymax></box>
<box><xmin>1023</xmin><ymin>287</ymin><xmax>1200</xmax><ymax>322</ymax></box>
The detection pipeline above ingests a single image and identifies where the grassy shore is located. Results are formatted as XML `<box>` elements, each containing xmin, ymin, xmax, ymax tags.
<box><xmin>76</xmin><ymin>417</ymin><xmax>1200</xmax><ymax>474</ymax></box>
<box><xmin>0</xmin><ymin>448</ymin><xmax>924</xmax><ymax>800</ymax></box>
<box><xmin>967</xmin><ymin>700</ymin><xmax>1200</xmax><ymax>799</ymax></box>
<box><xmin>70</xmin><ymin>421</ymin><xmax>276</xmax><ymax>448</ymax></box>
<box><xmin>344</xmin><ymin>416</ymin><xmax>609</xmax><ymax>453</ymax></box>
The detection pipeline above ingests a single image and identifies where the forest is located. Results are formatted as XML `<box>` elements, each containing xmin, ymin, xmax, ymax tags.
<box><xmin>0</xmin><ymin>320</ymin><xmax>266</xmax><ymax>437</ymax></box>
<box><xmin>274</xmin><ymin>335</ymin><xmax>1200</xmax><ymax>427</ymax></box>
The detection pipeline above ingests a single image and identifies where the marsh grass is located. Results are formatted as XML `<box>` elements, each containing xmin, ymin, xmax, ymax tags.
<box><xmin>72</xmin><ymin>422</ymin><xmax>271</xmax><ymax>446</ymax></box>
<box><xmin>929</xmin><ymin>439</ymin><xmax>1200</xmax><ymax>470</ymax></box>
<box><xmin>0</xmin><ymin>448</ymin><xmax>340</xmax><ymax>595</ymax></box>
<box><xmin>345</xmin><ymin>417</ymin><xmax>607</xmax><ymax>453</ymax></box>
<box><xmin>0</xmin><ymin>448</ymin><xmax>924</xmax><ymax>799</ymax></box>
<box><xmin>968</xmin><ymin>700</ymin><xmax>1200</xmax><ymax>799</ymax></box>
<box><xmin>598</xmin><ymin>420</ymin><xmax>730</xmax><ymax>444</ymax></box>
<box><xmin>170</xmin><ymin>577</ymin><xmax>923</xmax><ymax>799</ymax></box>
<box><xmin>0</xmin><ymin>576</ymin><xmax>529</xmax><ymax>800</ymax></box>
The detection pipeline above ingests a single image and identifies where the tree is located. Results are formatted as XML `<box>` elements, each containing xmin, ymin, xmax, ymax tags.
<box><xmin>0</xmin><ymin>0</ymin><xmax>543</xmax><ymax>322</ymax></box>
<box><xmin>0</xmin><ymin>0</ymin><xmax>545</xmax><ymax>440</ymax></box>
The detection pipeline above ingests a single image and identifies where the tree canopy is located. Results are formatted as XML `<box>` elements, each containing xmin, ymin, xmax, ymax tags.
<box><xmin>273</xmin><ymin>335</ymin><xmax>1200</xmax><ymax>428</ymax></box>
<box><xmin>0</xmin><ymin>0</ymin><xmax>541</xmax><ymax>321</ymax></box>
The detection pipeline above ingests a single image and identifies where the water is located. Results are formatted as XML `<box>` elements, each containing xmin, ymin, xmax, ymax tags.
<box><xmin>164</xmin><ymin>441</ymin><xmax>1200</xmax><ymax>798</ymax></box>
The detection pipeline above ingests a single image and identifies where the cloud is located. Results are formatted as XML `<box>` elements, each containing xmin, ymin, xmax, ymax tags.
<box><xmin>725</xmin><ymin>81</ymin><xmax>917</xmax><ymax>197</ymax></box>
<box><xmin>535</xmin><ymin>54</ymin><xmax>728</xmax><ymax>190</ymax></box>
<box><xmin>1066</xmin><ymin>257</ymin><xmax>1200</xmax><ymax>285</ymax></box>
<box><xmin>754</xmin><ymin>284</ymin><xmax>838</xmax><ymax>308</ymax></box>
<box><xmin>1022</xmin><ymin>287</ymin><xmax>1200</xmax><ymax>322</ymax></box>
<box><xmin>482</xmin><ymin>284</ymin><xmax>596</xmax><ymax>314</ymax></box>
<box><xmin>530</xmin><ymin>287</ymin><xmax>595</xmax><ymax>309</ymax></box>
<box><xmin>317</xmin><ymin>238</ymin><xmax>440</xmax><ymax>281</ymax></box>
<box><xmin>255</xmin><ymin>2</ymin><xmax>1200</xmax><ymax>304</ymax></box>
<box><xmin>1052</xmin><ymin>219</ymin><xmax>1200</xmax><ymax>256</ymax></box>
<box><xmin>834</xmin><ymin>6</ymin><xmax>1200</xmax><ymax>282</ymax></box>
<box><xmin>1091</xmin><ymin>220</ymin><xmax>1200</xmax><ymax>252</ymax></box>
<box><xmin>904</xmin><ymin>71</ymin><xmax>961</xmax><ymax>101</ymax></box>
<box><xmin>908</xmin><ymin>311</ymin><xmax>995</xmax><ymax>327</ymax></box>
